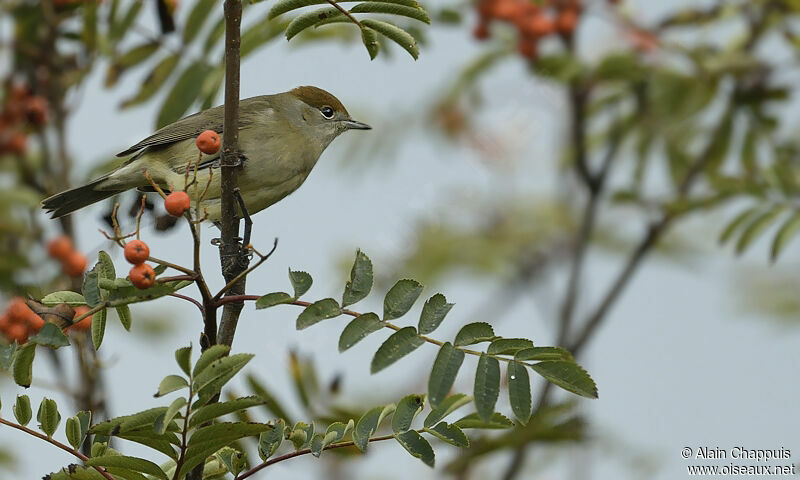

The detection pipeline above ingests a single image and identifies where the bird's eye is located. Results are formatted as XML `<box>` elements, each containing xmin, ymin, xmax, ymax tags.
<box><xmin>320</xmin><ymin>106</ymin><xmax>334</xmax><ymax>119</ymax></box>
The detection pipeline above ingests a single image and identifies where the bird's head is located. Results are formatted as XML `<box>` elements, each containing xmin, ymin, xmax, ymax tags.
<box><xmin>286</xmin><ymin>86</ymin><xmax>371</xmax><ymax>147</ymax></box>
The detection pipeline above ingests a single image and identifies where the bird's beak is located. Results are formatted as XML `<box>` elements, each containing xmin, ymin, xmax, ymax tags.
<box><xmin>342</xmin><ymin>119</ymin><xmax>372</xmax><ymax>130</ymax></box>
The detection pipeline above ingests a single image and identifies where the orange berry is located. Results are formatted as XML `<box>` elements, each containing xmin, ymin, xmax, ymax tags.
<box><xmin>474</xmin><ymin>22</ymin><xmax>490</xmax><ymax>40</ymax></box>
<box><xmin>196</xmin><ymin>130</ymin><xmax>221</xmax><ymax>155</ymax></box>
<box><xmin>63</xmin><ymin>251</ymin><xmax>87</xmax><ymax>277</ymax></box>
<box><xmin>520</xmin><ymin>13</ymin><xmax>555</xmax><ymax>36</ymax></box>
<box><xmin>6</xmin><ymin>323</ymin><xmax>28</xmax><ymax>344</ymax></box>
<box><xmin>556</xmin><ymin>8</ymin><xmax>578</xmax><ymax>34</ymax></box>
<box><xmin>7</xmin><ymin>297</ymin><xmax>32</xmax><ymax>322</ymax></box>
<box><xmin>47</xmin><ymin>235</ymin><xmax>73</xmax><ymax>261</ymax></box>
<box><xmin>71</xmin><ymin>306</ymin><xmax>92</xmax><ymax>331</ymax></box>
<box><xmin>164</xmin><ymin>191</ymin><xmax>191</xmax><ymax>217</ymax></box>
<box><xmin>26</xmin><ymin>312</ymin><xmax>45</xmax><ymax>332</ymax></box>
<box><xmin>124</xmin><ymin>239</ymin><xmax>150</xmax><ymax>265</ymax></box>
<box><xmin>129</xmin><ymin>263</ymin><xmax>156</xmax><ymax>290</ymax></box>
<box><xmin>492</xmin><ymin>0</ymin><xmax>526</xmax><ymax>21</ymax></box>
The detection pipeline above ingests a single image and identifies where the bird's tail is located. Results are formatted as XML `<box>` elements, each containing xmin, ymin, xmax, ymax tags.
<box><xmin>42</xmin><ymin>176</ymin><xmax>124</xmax><ymax>218</ymax></box>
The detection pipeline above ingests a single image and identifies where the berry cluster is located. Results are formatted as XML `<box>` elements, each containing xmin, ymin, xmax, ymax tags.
<box><xmin>0</xmin><ymin>298</ymin><xmax>44</xmax><ymax>344</ymax></box>
<box><xmin>474</xmin><ymin>0</ymin><xmax>582</xmax><ymax>59</ymax></box>
<box><xmin>0</xmin><ymin>84</ymin><xmax>48</xmax><ymax>156</ymax></box>
<box><xmin>47</xmin><ymin>235</ymin><xmax>87</xmax><ymax>278</ymax></box>
<box><xmin>124</xmin><ymin>240</ymin><xmax>157</xmax><ymax>290</ymax></box>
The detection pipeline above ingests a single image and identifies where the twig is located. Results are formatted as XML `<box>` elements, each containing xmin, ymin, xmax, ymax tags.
<box><xmin>169</xmin><ymin>293</ymin><xmax>205</xmax><ymax>315</ymax></box>
<box><xmin>212</xmin><ymin>239</ymin><xmax>278</xmax><ymax>302</ymax></box>
<box><xmin>0</xmin><ymin>417</ymin><xmax>115</xmax><ymax>480</ymax></box>
<box><xmin>324</xmin><ymin>0</ymin><xmax>363</xmax><ymax>28</ymax></box>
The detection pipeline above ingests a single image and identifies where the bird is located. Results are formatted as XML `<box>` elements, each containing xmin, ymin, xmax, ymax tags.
<box><xmin>41</xmin><ymin>86</ymin><xmax>370</xmax><ymax>222</ymax></box>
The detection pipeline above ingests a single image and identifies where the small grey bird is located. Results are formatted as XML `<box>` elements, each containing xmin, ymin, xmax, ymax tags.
<box><xmin>42</xmin><ymin>86</ymin><xmax>370</xmax><ymax>221</ymax></box>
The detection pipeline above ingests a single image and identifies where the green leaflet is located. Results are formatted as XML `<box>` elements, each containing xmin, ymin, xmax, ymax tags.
<box><xmin>473</xmin><ymin>353</ymin><xmax>500</xmax><ymax>422</ymax></box>
<box><xmin>360</xmin><ymin>19</ymin><xmax>419</xmax><ymax>60</ymax></box>
<box><xmin>418</xmin><ymin>293</ymin><xmax>454</xmax><ymax>335</ymax></box>
<box><xmin>507</xmin><ymin>361</ymin><xmax>531</xmax><ymax>424</ymax></box>
<box><xmin>339</xmin><ymin>312</ymin><xmax>383</xmax><ymax>352</ymax></box>
<box><xmin>296</xmin><ymin>298</ymin><xmax>341</xmax><ymax>329</ymax></box>
<box><xmin>391</xmin><ymin>394</ymin><xmax>425</xmax><ymax>433</ymax></box>
<box><xmin>426</xmin><ymin>422</ymin><xmax>469</xmax><ymax>447</ymax></box>
<box><xmin>353</xmin><ymin>404</ymin><xmax>395</xmax><ymax>451</ymax></box>
<box><xmin>383</xmin><ymin>279</ymin><xmax>423</xmax><ymax>320</ymax></box>
<box><xmin>342</xmin><ymin>249</ymin><xmax>374</xmax><ymax>307</ymax></box>
<box><xmin>370</xmin><ymin>326</ymin><xmax>424</xmax><ymax>373</ymax></box>
<box><xmin>424</xmin><ymin>393</ymin><xmax>471</xmax><ymax>428</ymax></box>
<box><xmin>532</xmin><ymin>361</ymin><xmax>598</xmax><ymax>399</ymax></box>
<box><xmin>289</xmin><ymin>269</ymin><xmax>313</xmax><ymax>298</ymax></box>
<box><xmin>427</xmin><ymin>342</ymin><xmax>464</xmax><ymax>407</ymax></box>
<box><xmin>395</xmin><ymin>430</ymin><xmax>434</xmax><ymax>467</ymax></box>
<box><xmin>454</xmin><ymin>322</ymin><xmax>496</xmax><ymax>346</ymax></box>
<box><xmin>37</xmin><ymin>398</ymin><xmax>61</xmax><ymax>437</ymax></box>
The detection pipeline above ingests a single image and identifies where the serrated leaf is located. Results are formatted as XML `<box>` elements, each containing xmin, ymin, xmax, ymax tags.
<box><xmin>383</xmin><ymin>279</ymin><xmax>423</xmax><ymax>320</ymax></box>
<box><xmin>426</xmin><ymin>422</ymin><xmax>469</xmax><ymax>447</ymax></box>
<box><xmin>155</xmin><ymin>62</ymin><xmax>211</xmax><ymax>129</ymax></box>
<box><xmin>29</xmin><ymin>323</ymin><xmax>70</xmax><ymax>349</ymax></box>
<box><xmin>13</xmin><ymin>395</ymin><xmax>32</xmax><ymax>426</ymax></box>
<box><xmin>735</xmin><ymin>207</ymin><xmax>783</xmax><ymax>255</ymax></box>
<box><xmin>192</xmin><ymin>344</ymin><xmax>230</xmax><ymax>377</ymax></box>
<box><xmin>353</xmin><ymin>404</ymin><xmax>395</xmax><ymax>451</ymax></box>
<box><xmin>453</xmin><ymin>412</ymin><xmax>514</xmax><ymax>429</ymax></box>
<box><xmin>90</xmin><ymin>407</ymin><xmax>170</xmax><ymax>435</ymax></box>
<box><xmin>392</xmin><ymin>394</ymin><xmax>425</xmax><ymax>433</ymax></box>
<box><xmin>156</xmin><ymin>375</ymin><xmax>189</xmax><ymax>397</ymax></box>
<box><xmin>178</xmin><ymin>422</ymin><xmax>271</xmax><ymax>478</ymax></box>
<box><xmin>370</xmin><ymin>326</ymin><xmax>424</xmax><ymax>373</ymax></box>
<box><xmin>507</xmin><ymin>361</ymin><xmax>531</xmax><ymax>424</ymax></box>
<box><xmin>91</xmin><ymin>307</ymin><xmax>107</xmax><ymax>350</ymax></box>
<box><xmin>360</xmin><ymin>19</ymin><xmax>419</xmax><ymax>59</ymax></box>
<box><xmin>288</xmin><ymin>269</ymin><xmax>313</xmax><ymax>298</ymax></box>
<box><xmin>255</xmin><ymin>292</ymin><xmax>293</xmax><ymax>309</ymax></box>
<box><xmin>487</xmin><ymin>338</ymin><xmax>533</xmax><ymax>355</ymax></box>
<box><xmin>395</xmin><ymin>430</ymin><xmax>434</xmax><ymax>467</ymax></box>
<box><xmin>342</xmin><ymin>250</ymin><xmax>373</xmax><ymax>307</ymax></box>
<box><xmin>338</xmin><ymin>312</ymin><xmax>383</xmax><ymax>352</ymax></box>
<box><xmin>120</xmin><ymin>54</ymin><xmax>181</xmax><ymax>109</ymax></box>
<box><xmin>473</xmin><ymin>353</ymin><xmax>500</xmax><ymax>421</ymax></box>
<box><xmin>82</xmin><ymin>270</ymin><xmax>102</xmax><ymax>307</ymax></box>
<box><xmin>12</xmin><ymin>343</ymin><xmax>35</xmax><ymax>388</ymax></box>
<box><xmin>193</xmin><ymin>354</ymin><xmax>254</xmax><ymax>403</ymax></box>
<box><xmin>719</xmin><ymin>207</ymin><xmax>760</xmax><ymax>245</ymax></box>
<box><xmin>258</xmin><ymin>420</ymin><xmax>285</xmax><ymax>460</ymax></box>
<box><xmin>41</xmin><ymin>291</ymin><xmax>87</xmax><ymax>306</ymax></box>
<box><xmin>532</xmin><ymin>361</ymin><xmax>598</xmax><ymax>398</ymax></box>
<box><xmin>361</xmin><ymin>26</ymin><xmax>379</xmax><ymax>59</ymax></box>
<box><xmin>175</xmin><ymin>346</ymin><xmax>192</xmax><ymax>377</ymax></box>
<box><xmin>418</xmin><ymin>294</ymin><xmax>453</xmax><ymax>335</ymax></box>
<box><xmin>215</xmin><ymin>447</ymin><xmax>247</xmax><ymax>477</ymax></box>
<box><xmin>515</xmin><ymin>346</ymin><xmax>574</xmax><ymax>361</ymax></box>
<box><xmin>37</xmin><ymin>398</ymin><xmax>61</xmax><ymax>437</ymax></box>
<box><xmin>87</xmin><ymin>455</ymin><xmax>167</xmax><ymax>480</ymax></box>
<box><xmin>424</xmin><ymin>393</ymin><xmax>471</xmax><ymax>428</ymax></box>
<box><xmin>183</xmin><ymin>0</ymin><xmax>218</xmax><ymax>44</ymax></box>
<box><xmin>190</xmin><ymin>396</ymin><xmax>264</xmax><ymax>428</ymax></box>
<box><xmin>286</xmin><ymin>8</ymin><xmax>342</xmax><ymax>40</ymax></box>
<box><xmin>65</xmin><ymin>411</ymin><xmax>92</xmax><ymax>450</ymax></box>
<box><xmin>296</xmin><ymin>298</ymin><xmax>341</xmax><ymax>329</ymax></box>
<box><xmin>350</xmin><ymin>2</ymin><xmax>430</xmax><ymax>24</ymax></box>
<box><xmin>771</xmin><ymin>211</ymin><xmax>800</xmax><ymax>261</ymax></box>
<box><xmin>454</xmin><ymin>322</ymin><xmax>495</xmax><ymax>346</ymax></box>
<box><xmin>154</xmin><ymin>397</ymin><xmax>186</xmax><ymax>435</ymax></box>
<box><xmin>427</xmin><ymin>342</ymin><xmax>464</xmax><ymax>408</ymax></box>
<box><xmin>116</xmin><ymin>305</ymin><xmax>132</xmax><ymax>331</ymax></box>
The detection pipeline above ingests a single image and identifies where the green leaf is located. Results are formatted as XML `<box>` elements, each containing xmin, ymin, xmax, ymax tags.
<box><xmin>255</xmin><ymin>292</ymin><xmax>293</xmax><ymax>309</ymax></box>
<box><xmin>37</xmin><ymin>398</ymin><xmax>61</xmax><ymax>437</ymax></box>
<box><xmin>65</xmin><ymin>411</ymin><xmax>92</xmax><ymax>450</ymax></box>
<box><xmin>90</xmin><ymin>407</ymin><xmax>171</xmax><ymax>435</ymax></box>
<box><xmin>424</xmin><ymin>393</ymin><xmax>471</xmax><ymax>428</ymax></box>
<box><xmin>87</xmin><ymin>455</ymin><xmax>167</xmax><ymax>480</ymax></box>
<box><xmin>116</xmin><ymin>305</ymin><xmax>132</xmax><ymax>331</ymax></box>
<box><xmin>41</xmin><ymin>291</ymin><xmax>86</xmax><ymax>306</ymax></box>
<box><xmin>771</xmin><ymin>211</ymin><xmax>800</xmax><ymax>262</ymax></box>
<box><xmin>12</xmin><ymin>343</ymin><xmax>36</xmax><ymax>388</ymax></box>
<box><xmin>105</xmin><ymin>42</ymin><xmax>160</xmax><ymax>87</ymax></box>
<box><xmin>120</xmin><ymin>54</ymin><xmax>181</xmax><ymax>109</ymax></box>
<box><xmin>258</xmin><ymin>420</ymin><xmax>285</xmax><ymax>460</ymax></box>
<box><xmin>338</xmin><ymin>312</ymin><xmax>383</xmax><ymax>352</ymax></box>
<box><xmin>192</xmin><ymin>344</ymin><xmax>230</xmax><ymax>377</ymax></box>
<box><xmin>246</xmin><ymin>374</ymin><xmax>293</xmax><ymax>424</ymax></box>
<box><xmin>321</xmin><ymin>420</ymin><xmax>353</xmax><ymax>450</ymax></box>
<box><xmin>453</xmin><ymin>412</ymin><xmax>514</xmax><ymax>429</ymax></box>
<box><xmin>418</xmin><ymin>293</ymin><xmax>453</xmax><ymax>335</ymax></box>
<box><xmin>154</xmin><ymin>397</ymin><xmax>186</xmax><ymax>435</ymax></box>
<box><xmin>289</xmin><ymin>422</ymin><xmax>314</xmax><ymax>450</ymax></box>
<box><xmin>268</xmin><ymin>0</ymin><xmax>419</xmax><ymax>17</ymax></box>
<box><xmin>29</xmin><ymin>323</ymin><xmax>70</xmax><ymax>349</ymax></box>
<box><xmin>178</xmin><ymin>422</ymin><xmax>271</xmax><ymax>478</ymax></box>
<box><xmin>296</xmin><ymin>298</ymin><xmax>341</xmax><ymax>330</ymax></box>
<box><xmin>473</xmin><ymin>353</ymin><xmax>500</xmax><ymax>422</ymax></box>
<box><xmin>156</xmin><ymin>375</ymin><xmax>189</xmax><ymax>397</ymax></box>
<box><xmin>360</xmin><ymin>19</ymin><xmax>419</xmax><ymax>60</ymax></box>
<box><xmin>310</xmin><ymin>432</ymin><xmax>326</xmax><ymax>457</ymax></box>
<box><xmin>289</xmin><ymin>269</ymin><xmax>313</xmax><ymax>298</ymax></box>
<box><xmin>215</xmin><ymin>447</ymin><xmax>247</xmax><ymax>478</ymax></box>
<box><xmin>183</xmin><ymin>0</ymin><xmax>219</xmax><ymax>44</ymax></box>
<box><xmin>427</xmin><ymin>342</ymin><xmax>464</xmax><ymax>408</ymax></box>
<box><xmin>507</xmin><ymin>361</ymin><xmax>531</xmax><ymax>424</ymax></box>
<box><xmin>361</xmin><ymin>26</ymin><xmax>379</xmax><ymax>59</ymax></box>
<box><xmin>190</xmin><ymin>396</ymin><xmax>265</xmax><ymax>428</ymax></box>
<box><xmin>350</xmin><ymin>2</ymin><xmax>430</xmax><ymax>24</ymax></box>
<box><xmin>342</xmin><ymin>250</ymin><xmax>373</xmax><ymax>307</ymax></box>
<box><xmin>91</xmin><ymin>307</ymin><xmax>107</xmax><ymax>350</ymax></box>
<box><xmin>532</xmin><ymin>361</ymin><xmax>598</xmax><ymax>398</ymax></box>
<box><xmin>735</xmin><ymin>208</ymin><xmax>783</xmax><ymax>255</ymax></box>
<box><xmin>719</xmin><ymin>207</ymin><xmax>760</xmax><ymax>245</ymax></box>
<box><xmin>285</xmin><ymin>8</ymin><xmax>342</xmax><ymax>40</ymax></box>
<box><xmin>353</xmin><ymin>404</ymin><xmax>395</xmax><ymax>451</ymax></box>
<box><xmin>110</xmin><ymin>0</ymin><xmax>143</xmax><ymax>43</ymax></box>
<box><xmin>370</xmin><ymin>326</ymin><xmax>424</xmax><ymax>373</ymax></box>
<box><xmin>193</xmin><ymin>354</ymin><xmax>254</xmax><ymax>403</ymax></box>
<box><xmin>13</xmin><ymin>395</ymin><xmax>32</xmax><ymax>426</ymax></box>
<box><xmin>515</xmin><ymin>346</ymin><xmax>573</xmax><ymax>362</ymax></box>
<box><xmin>383</xmin><ymin>279</ymin><xmax>423</xmax><ymax>320</ymax></box>
<box><xmin>395</xmin><ymin>430</ymin><xmax>434</xmax><ymax>467</ymax></box>
<box><xmin>454</xmin><ymin>322</ymin><xmax>495</xmax><ymax>346</ymax></box>
<box><xmin>487</xmin><ymin>338</ymin><xmax>533</xmax><ymax>355</ymax></box>
<box><xmin>426</xmin><ymin>422</ymin><xmax>469</xmax><ymax>447</ymax></box>
<box><xmin>392</xmin><ymin>394</ymin><xmax>425</xmax><ymax>433</ymax></box>
<box><xmin>155</xmin><ymin>62</ymin><xmax>211</xmax><ymax>129</ymax></box>
<box><xmin>0</xmin><ymin>343</ymin><xmax>16</xmax><ymax>370</ymax></box>
<box><xmin>82</xmin><ymin>269</ymin><xmax>102</xmax><ymax>307</ymax></box>
<box><xmin>175</xmin><ymin>346</ymin><xmax>192</xmax><ymax>377</ymax></box>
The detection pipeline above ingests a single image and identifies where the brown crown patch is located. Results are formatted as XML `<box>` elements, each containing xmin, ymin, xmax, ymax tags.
<box><xmin>290</xmin><ymin>86</ymin><xmax>348</xmax><ymax>116</ymax></box>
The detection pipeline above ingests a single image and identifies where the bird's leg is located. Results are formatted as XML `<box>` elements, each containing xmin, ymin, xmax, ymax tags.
<box><xmin>234</xmin><ymin>187</ymin><xmax>253</xmax><ymax>248</ymax></box>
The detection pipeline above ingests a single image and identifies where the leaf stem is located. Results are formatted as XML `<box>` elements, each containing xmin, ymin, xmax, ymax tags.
<box><xmin>325</xmin><ymin>0</ymin><xmax>363</xmax><ymax>28</ymax></box>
